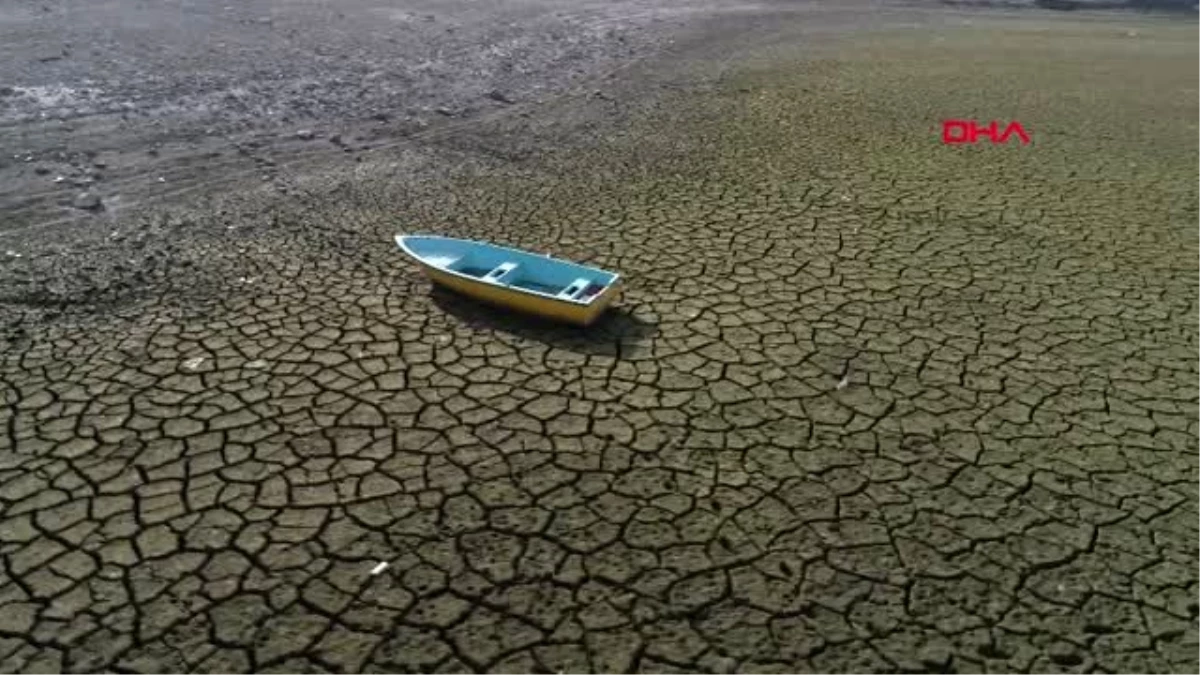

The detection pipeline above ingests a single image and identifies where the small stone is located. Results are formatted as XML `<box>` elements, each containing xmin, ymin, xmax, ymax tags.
<box><xmin>72</xmin><ymin>191</ymin><xmax>103</xmax><ymax>211</ymax></box>
<box><xmin>295</xmin><ymin>129</ymin><xmax>317</xmax><ymax>140</ymax></box>
<box><xmin>182</xmin><ymin>356</ymin><xmax>206</xmax><ymax>371</ymax></box>
<box><xmin>434</xmin><ymin>107</ymin><xmax>455</xmax><ymax>117</ymax></box>
<box><xmin>34</xmin><ymin>166</ymin><xmax>50</xmax><ymax>175</ymax></box>
<box><xmin>486</xmin><ymin>89</ymin><xmax>514</xmax><ymax>104</ymax></box>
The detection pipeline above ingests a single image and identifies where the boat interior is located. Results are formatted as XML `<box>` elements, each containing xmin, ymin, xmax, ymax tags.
<box><xmin>441</xmin><ymin>249</ymin><xmax>615</xmax><ymax>303</ymax></box>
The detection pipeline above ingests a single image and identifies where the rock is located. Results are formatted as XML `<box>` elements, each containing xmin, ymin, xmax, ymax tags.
<box><xmin>34</xmin><ymin>166</ymin><xmax>50</xmax><ymax>175</ymax></box>
<box><xmin>487</xmin><ymin>89</ymin><xmax>514</xmax><ymax>104</ymax></box>
<box><xmin>434</xmin><ymin>107</ymin><xmax>455</xmax><ymax>117</ymax></box>
<box><xmin>295</xmin><ymin>129</ymin><xmax>317</xmax><ymax>140</ymax></box>
<box><xmin>72</xmin><ymin>192</ymin><xmax>103</xmax><ymax>211</ymax></box>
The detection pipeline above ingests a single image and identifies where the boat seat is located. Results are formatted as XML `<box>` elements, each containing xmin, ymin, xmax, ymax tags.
<box><xmin>483</xmin><ymin>262</ymin><xmax>519</xmax><ymax>283</ymax></box>
<box><xmin>556</xmin><ymin>277</ymin><xmax>592</xmax><ymax>301</ymax></box>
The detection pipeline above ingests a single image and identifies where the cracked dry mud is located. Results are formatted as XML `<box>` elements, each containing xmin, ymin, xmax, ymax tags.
<box><xmin>1</xmin><ymin>10</ymin><xmax>1198</xmax><ymax>675</ymax></box>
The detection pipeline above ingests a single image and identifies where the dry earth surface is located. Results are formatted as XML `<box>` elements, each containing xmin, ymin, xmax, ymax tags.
<box><xmin>1</xmin><ymin>0</ymin><xmax>1197</xmax><ymax>673</ymax></box>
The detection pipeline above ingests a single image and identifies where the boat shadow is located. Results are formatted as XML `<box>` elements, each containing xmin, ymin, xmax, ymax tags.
<box><xmin>428</xmin><ymin>286</ymin><xmax>658</xmax><ymax>358</ymax></box>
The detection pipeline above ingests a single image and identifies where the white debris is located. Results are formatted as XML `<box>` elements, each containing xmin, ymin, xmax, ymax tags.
<box><xmin>245</xmin><ymin>359</ymin><xmax>268</xmax><ymax>369</ymax></box>
<box><xmin>53</xmin><ymin>175</ymin><xmax>65</xmax><ymax>183</ymax></box>
<box><xmin>370</xmin><ymin>561</ymin><xmax>389</xmax><ymax>575</ymax></box>
<box><xmin>11</xmin><ymin>85</ymin><xmax>87</xmax><ymax>107</ymax></box>
<box><xmin>157</xmin><ymin>176</ymin><xmax>166</xmax><ymax>183</ymax></box>
<box><xmin>836</xmin><ymin>374</ymin><xmax>850</xmax><ymax>390</ymax></box>
<box><xmin>183</xmin><ymin>356</ymin><xmax>206</xmax><ymax>370</ymax></box>
<box><xmin>4</xmin><ymin>250</ymin><xmax>19</xmax><ymax>258</ymax></box>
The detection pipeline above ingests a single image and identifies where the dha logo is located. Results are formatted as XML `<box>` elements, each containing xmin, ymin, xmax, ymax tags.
<box><xmin>942</xmin><ymin>120</ymin><xmax>1031</xmax><ymax>145</ymax></box>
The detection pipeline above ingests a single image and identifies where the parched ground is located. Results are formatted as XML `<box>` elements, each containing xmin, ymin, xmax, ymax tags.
<box><xmin>1</xmin><ymin>4</ymin><xmax>1198</xmax><ymax>674</ymax></box>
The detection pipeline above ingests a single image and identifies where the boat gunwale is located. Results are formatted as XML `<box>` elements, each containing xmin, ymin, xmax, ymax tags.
<box><xmin>396</xmin><ymin>234</ymin><xmax>621</xmax><ymax>307</ymax></box>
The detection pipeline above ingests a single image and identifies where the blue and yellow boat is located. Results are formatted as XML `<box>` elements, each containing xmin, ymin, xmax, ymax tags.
<box><xmin>396</xmin><ymin>234</ymin><xmax>623</xmax><ymax>326</ymax></box>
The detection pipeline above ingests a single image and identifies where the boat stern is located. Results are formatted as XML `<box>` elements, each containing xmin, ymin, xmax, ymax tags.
<box><xmin>574</xmin><ymin>278</ymin><xmax>622</xmax><ymax>326</ymax></box>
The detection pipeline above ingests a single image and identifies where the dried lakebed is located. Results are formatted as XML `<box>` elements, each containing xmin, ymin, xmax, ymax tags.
<box><xmin>1</xmin><ymin>9</ymin><xmax>1198</xmax><ymax>675</ymax></box>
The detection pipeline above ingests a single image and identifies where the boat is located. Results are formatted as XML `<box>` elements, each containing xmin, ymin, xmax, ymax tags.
<box><xmin>395</xmin><ymin>234</ymin><xmax>622</xmax><ymax>326</ymax></box>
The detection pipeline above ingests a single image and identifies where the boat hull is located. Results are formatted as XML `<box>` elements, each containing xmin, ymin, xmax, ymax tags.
<box><xmin>422</xmin><ymin>265</ymin><xmax>621</xmax><ymax>326</ymax></box>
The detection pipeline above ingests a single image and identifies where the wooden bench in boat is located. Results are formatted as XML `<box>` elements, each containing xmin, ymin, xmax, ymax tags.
<box><xmin>556</xmin><ymin>278</ymin><xmax>592</xmax><ymax>301</ymax></box>
<box><xmin>482</xmin><ymin>262</ymin><xmax>519</xmax><ymax>284</ymax></box>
